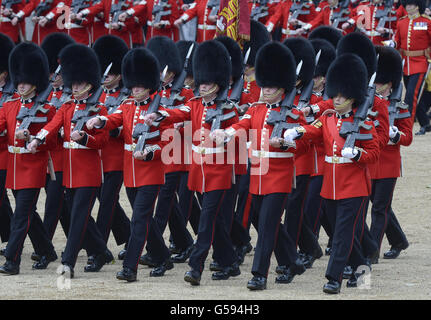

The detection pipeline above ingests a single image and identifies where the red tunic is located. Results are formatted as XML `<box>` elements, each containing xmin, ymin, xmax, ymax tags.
<box><xmin>180</xmin><ymin>0</ymin><xmax>217</xmax><ymax>42</ymax></box>
<box><xmin>0</xmin><ymin>91</ymin><xmax>19</xmax><ymax>170</ymax></box>
<box><xmin>241</xmin><ymin>77</ymin><xmax>261</xmax><ymax>105</ymax></box>
<box><xmin>101</xmin><ymin>98</ymin><xmax>168</xmax><ymax>188</ymax></box>
<box><xmin>161</xmin><ymin>98</ymin><xmax>239</xmax><ymax>193</ymax></box>
<box><xmin>394</xmin><ymin>14</ymin><xmax>431</xmax><ymax>76</ymax></box>
<box><xmin>304</xmin><ymin>4</ymin><xmax>355</xmax><ymax>34</ymax></box>
<box><xmin>0</xmin><ymin>98</ymin><xmax>56</xmax><ymax>190</ymax></box>
<box><xmin>302</xmin><ymin>110</ymin><xmax>379</xmax><ymax>200</ymax></box>
<box><xmin>229</xmin><ymin>102</ymin><xmax>307</xmax><ymax>195</ymax></box>
<box><xmin>0</xmin><ymin>0</ymin><xmax>35</xmax><ymax>42</ymax></box>
<box><xmin>375</xmin><ymin>108</ymin><xmax>413</xmax><ymax>179</ymax></box>
<box><xmin>36</xmin><ymin>100</ymin><xmax>109</xmax><ymax>188</ymax></box>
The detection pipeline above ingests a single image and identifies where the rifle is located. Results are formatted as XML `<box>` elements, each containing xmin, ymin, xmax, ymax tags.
<box><xmin>160</xmin><ymin>43</ymin><xmax>195</xmax><ymax>108</ymax></box>
<box><xmin>71</xmin><ymin>63</ymin><xmax>112</xmax><ymax>132</ymax></box>
<box><xmin>152</xmin><ymin>0</ymin><xmax>171</xmax><ymax>24</ymax></box>
<box><xmin>105</xmin><ymin>87</ymin><xmax>131</xmax><ymax>114</ymax></box>
<box><xmin>375</xmin><ymin>0</ymin><xmax>396</xmax><ymax>30</ymax></box>
<box><xmin>131</xmin><ymin>66</ymin><xmax>168</xmax><ymax>153</ymax></box>
<box><xmin>228</xmin><ymin>47</ymin><xmax>250</xmax><ymax>107</ymax></box>
<box><xmin>1</xmin><ymin>0</ymin><xmax>22</xmax><ymax>10</ymax></box>
<box><xmin>0</xmin><ymin>80</ymin><xmax>15</xmax><ymax>108</ymax></box>
<box><xmin>34</xmin><ymin>0</ymin><xmax>53</xmax><ymax>17</ymax></box>
<box><xmin>70</xmin><ymin>0</ymin><xmax>91</xmax><ymax>15</ymax></box>
<box><xmin>339</xmin><ymin>72</ymin><xmax>377</xmax><ymax>150</ymax></box>
<box><xmin>331</xmin><ymin>0</ymin><xmax>350</xmax><ymax>29</ymax></box>
<box><xmin>251</xmin><ymin>0</ymin><xmax>268</xmax><ymax>21</ymax></box>
<box><xmin>267</xmin><ymin>61</ymin><xmax>303</xmax><ymax>138</ymax></box>
<box><xmin>207</xmin><ymin>0</ymin><xmax>219</xmax><ymax>17</ymax></box>
<box><xmin>388</xmin><ymin>81</ymin><xmax>410</xmax><ymax>127</ymax></box>
<box><xmin>16</xmin><ymin>66</ymin><xmax>64</xmax><ymax>130</ymax></box>
<box><xmin>290</xmin><ymin>0</ymin><xmax>310</xmax><ymax>20</ymax></box>
<box><xmin>110</xmin><ymin>0</ymin><xmax>128</xmax><ymax>23</ymax></box>
<box><xmin>204</xmin><ymin>86</ymin><xmax>236</xmax><ymax>131</ymax></box>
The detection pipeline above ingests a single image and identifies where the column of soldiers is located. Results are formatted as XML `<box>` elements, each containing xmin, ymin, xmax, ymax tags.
<box><xmin>0</xmin><ymin>0</ymin><xmax>428</xmax><ymax>295</ymax></box>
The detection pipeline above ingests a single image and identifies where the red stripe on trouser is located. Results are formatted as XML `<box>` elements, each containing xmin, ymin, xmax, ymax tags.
<box><xmin>265</xmin><ymin>195</ymin><xmax>288</xmax><ymax>278</ymax></box>
<box><xmin>241</xmin><ymin>193</ymin><xmax>253</xmax><ymax>229</ymax></box>
<box><xmin>134</xmin><ymin>187</ymin><xmax>160</xmax><ymax>271</ymax></box>
<box><xmin>198</xmin><ymin>191</ymin><xmax>226</xmax><ymax>274</ymax></box>
<box><xmin>14</xmin><ymin>191</ymin><xmax>39</xmax><ymax>262</ymax></box>
<box><xmin>411</xmin><ymin>73</ymin><xmax>425</xmax><ymax>120</ymax></box>
<box><xmin>339</xmin><ymin>197</ymin><xmax>366</xmax><ymax>283</ymax></box>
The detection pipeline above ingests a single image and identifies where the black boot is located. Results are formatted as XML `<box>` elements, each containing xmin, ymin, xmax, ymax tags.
<box><xmin>32</xmin><ymin>252</ymin><xmax>58</xmax><ymax>270</ymax></box>
<box><xmin>116</xmin><ymin>267</ymin><xmax>137</xmax><ymax>282</ymax></box>
<box><xmin>0</xmin><ymin>260</ymin><xmax>19</xmax><ymax>275</ymax></box>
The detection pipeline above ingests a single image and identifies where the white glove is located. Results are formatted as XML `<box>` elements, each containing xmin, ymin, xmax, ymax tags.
<box><xmin>382</xmin><ymin>40</ymin><xmax>395</xmax><ymax>48</ymax></box>
<box><xmin>389</xmin><ymin>126</ymin><xmax>399</xmax><ymax>139</ymax></box>
<box><xmin>341</xmin><ymin>147</ymin><xmax>358</xmax><ymax>159</ymax></box>
<box><xmin>283</xmin><ymin>128</ymin><xmax>300</xmax><ymax>143</ymax></box>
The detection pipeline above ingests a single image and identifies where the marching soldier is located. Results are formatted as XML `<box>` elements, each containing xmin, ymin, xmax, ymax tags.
<box><xmin>284</xmin><ymin>53</ymin><xmax>379</xmax><ymax>294</ymax></box>
<box><xmin>174</xmin><ymin>0</ymin><xmax>218</xmax><ymax>42</ymax></box>
<box><xmin>38</xmin><ymin>32</ymin><xmax>75</xmax><ymax>245</ymax></box>
<box><xmin>144</xmin><ymin>40</ymin><xmax>241</xmax><ymax>285</ymax></box>
<box><xmin>30</xmin><ymin>0</ymin><xmax>67</xmax><ymax>45</ymax></box>
<box><xmin>391</xmin><ymin>0</ymin><xmax>431</xmax><ymax>119</ymax></box>
<box><xmin>86</xmin><ymin>47</ymin><xmax>174</xmax><ymax>282</ymax></box>
<box><xmin>0</xmin><ymin>0</ymin><xmax>35</xmax><ymax>43</ymax></box>
<box><xmin>139</xmin><ymin>35</ymin><xmax>195</xmax><ymax>268</ymax></box>
<box><xmin>0</xmin><ymin>34</ymin><xmax>15</xmax><ymax>253</ymax></box>
<box><xmin>211</xmin><ymin>41</ymin><xmax>308</xmax><ymax>290</ymax></box>
<box><xmin>0</xmin><ymin>42</ymin><xmax>58</xmax><ymax>275</ymax></box>
<box><xmin>369</xmin><ymin>46</ymin><xmax>412</xmax><ymax>258</ymax></box>
<box><xmin>91</xmin><ymin>34</ymin><xmax>131</xmax><ymax>262</ymax></box>
<box><xmin>28</xmin><ymin>44</ymin><xmax>111</xmax><ymax>278</ymax></box>
<box><xmin>265</xmin><ymin>0</ymin><xmax>317</xmax><ymax>40</ymax></box>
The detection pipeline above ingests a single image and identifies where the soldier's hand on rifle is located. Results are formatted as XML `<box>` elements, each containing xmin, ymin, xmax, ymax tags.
<box><xmin>27</xmin><ymin>139</ymin><xmax>40</xmax><ymax>154</ymax></box>
<box><xmin>3</xmin><ymin>8</ymin><xmax>12</xmax><ymax>16</ymax></box>
<box><xmin>341</xmin><ymin>147</ymin><xmax>358</xmax><ymax>159</ymax></box>
<box><xmin>181</xmin><ymin>4</ymin><xmax>190</xmax><ymax>11</ymax></box>
<box><xmin>119</xmin><ymin>12</ymin><xmax>128</xmax><ymax>21</ymax></box>
<box><xmin>143</xmin><ymin>113</ymin><xmax>158</xmax><ymax>126</ymax></box>
<box><xmin>133</xmin><ymin>149</ymin><xmax>149</xmax><ymax>161</ymax></box>
<box><xmin>341</xmin><ymin>22</ymin><xmax>350</xmax><ymax>30</ymax></box>
<box><xmin>69</xmin><ymin>12</ymin><xmax>77</xmax><ymax>21</ymax></box>
<box><xmin>11</xmin><ymin>16</ymin><xmax>19</xmax><ymax>26</ymax></box>
<box><xmin>389</xmin><ymin>125</ymin><xmax>399</xmax><ymax>139</ymax></box>
<box><xmin>70</xmin><ymin>130</ymin><xmax>86</xmax><ymax>142</ymax></box>
<box><xmin>296</xmin><ymin>27</ymin><xmax>306</xmax><ymax>35</ymax></box>
<box><xmin>301</xmin><ymin>106</ymin><xmax>311</xmax><ymax>117</ymax></box>
<box><xmin>269</xmin><ymin>137</ymin><xmax>285</xmax><ymax>148</ymax></box>
<box><xmin>289</xmin><ymin>17</ymin><xmax>298</xmax><ymax>26</ymax></box>
<box><xmin>86</xmin><ymin>117</ymin><xmax>102</xmax><ymax>130</ymax></box>
<box><xmin>76</xmin><ymin>11</ymin><xmax>86</xmax><ymax>20</ymax></box>
<box><xmin>111</xmin><ymin>22</ymin><xmax>121</xmax><ymax>29</ymax></box>
<box><xmin>31</xmin><ymin>15</ymin><xmax>39</xmax><ymax>23</ymax></box>
<box><xmin>15</xmin><ymin>129</ymin><xmax>30</xmax><ymax>141</ymax></box>
<box><xmin>39</xmin><ymin>17</ymin><xmax>49</xmax><ymax>27</ymax></box>
<box><xmin>283</xmin><ymin>128</ymin><xmax>300</xmax><ymax>143</ymax></box>
<box><xmin>209</xmin><ymin>129</ymin><xmax>227</xmax><ymax>145</ymax></box>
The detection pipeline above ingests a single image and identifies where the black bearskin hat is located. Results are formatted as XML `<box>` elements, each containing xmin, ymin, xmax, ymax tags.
<box><xmin>0</xmin><ymin>33</ymin><xmax>14</xmax><ymax>74</ymax></box>
<box><xmin>326</xmin><ymin>53</ymin><xmax>368</xmax><ymax>105</ymax></box>
<box><xmin>9</xmin><ymin>42</ymin><xmax>49</xmax><ymax>93</ymax></box>
<box><xmin>92</xmin><ymin>35</ymin><xmax>129</xmax><ymax>76</ymax></box>
<box><xmin>375</xmin><ymin>46</ymin><xmax>403</xmax><ymax>89</ymax></box>
<box><xmin>146</xmin><ymin>36</ymin><xmax>182</xmax><ymax>75</ymax></box>
<box><xmin>283</xmin><ymin>37</ymin><xmax>316</xmax><ymax>85</ymax></box>
<box><xmin>193</xmin><ymin>40</ymin><xmax>231</xmax><ymax>90</ymax></box>
<box><xmin>243</xmin><ymin>20</ymin><xmax>271</xmax><ymax>67</ymax></box>
<box><xmin>255</xmin><ymin>41</ymin><xmax>296</xmax><ymax>92</ymax></box>
<box><xmin>336</xmin><ymin>32</ymin><xmax>377</xmax><ymax>80</ymax></box>
<box><xmin>59</xmin><ymin>44</ymin><xmax>101</xmax><ymax>92</ymax></box>
<box><xmin>122</xmin><ymin>48</ymin><xmax>160</xmax><ymax>92</ymax></box>
<box><xmin>176</xmin><ymin>40</ymin><xmax>198</xmax><ymax>77</ymax></box>
<box><xmin>308</xmin><ymin>26</ymin><xmax>343</xmax><ymax>49</ymax></box>
<box><xmin>310</xmin><ymin>38</ymin><xmax>336</xmax><ymax>77</ymax></box>
<box><xmin>41</xmin><ymin>33</ymin><xmax>75</xmax><ymax>73</ymax></box>
<box><xmin>215</xmin><ymin>36</ymin><xmax>244</xmax><ymax>82</ymax></box>
<box><xmin>405</xmin><ymin>0</ymin><xmax>425</xmax><ymax>13</ymax></box>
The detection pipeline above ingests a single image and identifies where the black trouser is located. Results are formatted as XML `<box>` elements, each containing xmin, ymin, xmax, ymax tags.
<box><xmin>354</xmin><ymin>196</ymin><xmax>379</xmax><ymax>258</ymax></box>
<box><xmin>234</xmin><ymin>165</ymin><xmax>252</xmax><ymax>233</ymax></box>
<box><xmin>385</xmin><ymin>208</ymin><xmax>408</xmax><ymax>248</ymax></box>
<box><xmin>303</xmin><ymin>175</ymin><xmax>325</xmax><ymax>236</ymax></box>
<box><xmin>43</xmin><ymin>172</ymin><xmax>70</xmax><ymax>240</ymax></box>
<box><xmin>284</xmin><ymin>175</ymin><xmax>310</xmax><ymax>248</ymax></box>
<box><xmin>325</xmin><ymin>197</ymin><xmax>367</xmax><ymax>283</ymax></box>
<box><xmin>150</xmin><ymin>171</ymin><xmax>193</xmax><ymax>253</ymax></box>
<box><xmin>403</xmin><ymin>72</ymin><xmax>426</xmax><ymax>117</ymax></box>
<box><xmin>251</xmin><ymin>193</ymin><xmax>295</xmax><ymax>278</ymax></box>
<box><xmin>0</xmin><ymin>170</ymin><xmax>12</xmax><ymax>242</ymax></box>
<box><xmin>369</xmin><ymin>178</ymin><xmax>397</xmax><ymax>250</ymax></box>
<box><xmin>96</xmin><ymin>171</ymin><xmax>130</xmax><ymax>247</ymax></box>
<box><xmin>188</xmin><ymin>189</ymin><xmax>238</xmax><ymax>273</ymax></box>
<box><xmin>123</xmin><ymin>185</ymin><xmax>167</xmax><ymax>271</ymax></box>
<box><xmin>5</xmin><ymin>188</ymin><xmax>54</xmax><ymax>265</ymax></box>
<box><xmin>61</xmin><ymin>187</ymin><xmax>107</xmax><ymax>268</ymax></box>
<box><xmin>415</xmin><ymin>90</ymin><xmax>431</xmax><ymax>127</ymax></box>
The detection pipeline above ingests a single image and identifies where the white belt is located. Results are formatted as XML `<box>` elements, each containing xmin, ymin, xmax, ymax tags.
<box><xmin>364</xmin><ymin>30</ymin><xmax>381</xmax><ymax>37</ymax></box>
<box><xmin>251</xmin><ymin>149</ymin><xmax>294</xmax><ymax>158</ymax></box>
<box><xmin>63</xmin><ymin>141</ymin><xmax>89</xmax><ymax>149</ymax></box>
<box><xmin>325</xmin><ymin>155</ymin><xmax>353</xmax><ymax>164</ymax></box>
<box><xmin>65</xmin><ymin>22</ymin><xmax>84</xmax><ymax>29</ymax></box>
<box><xmin>8</xmin><ymin>146</ymin><xmax>33</xmax><ymax>154</ymax></box>
<box><xmin>197</xmin><ymin>24</ymin><xmax>216</xmax><ymax>30</ymax></box>
<box><xmin>124</xmin><ymin>143</ymin><xmax>136</xmax><ymax>152</ymax></box>
<box><xmin>192</xmin><ymin>144</ymin><xmax>225</xmax><ymax>155</ymax></box>
<box><xmin>281</xmin><ymin>28</ymin><xmax>297</xmax><ymax>35</ymax></box>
